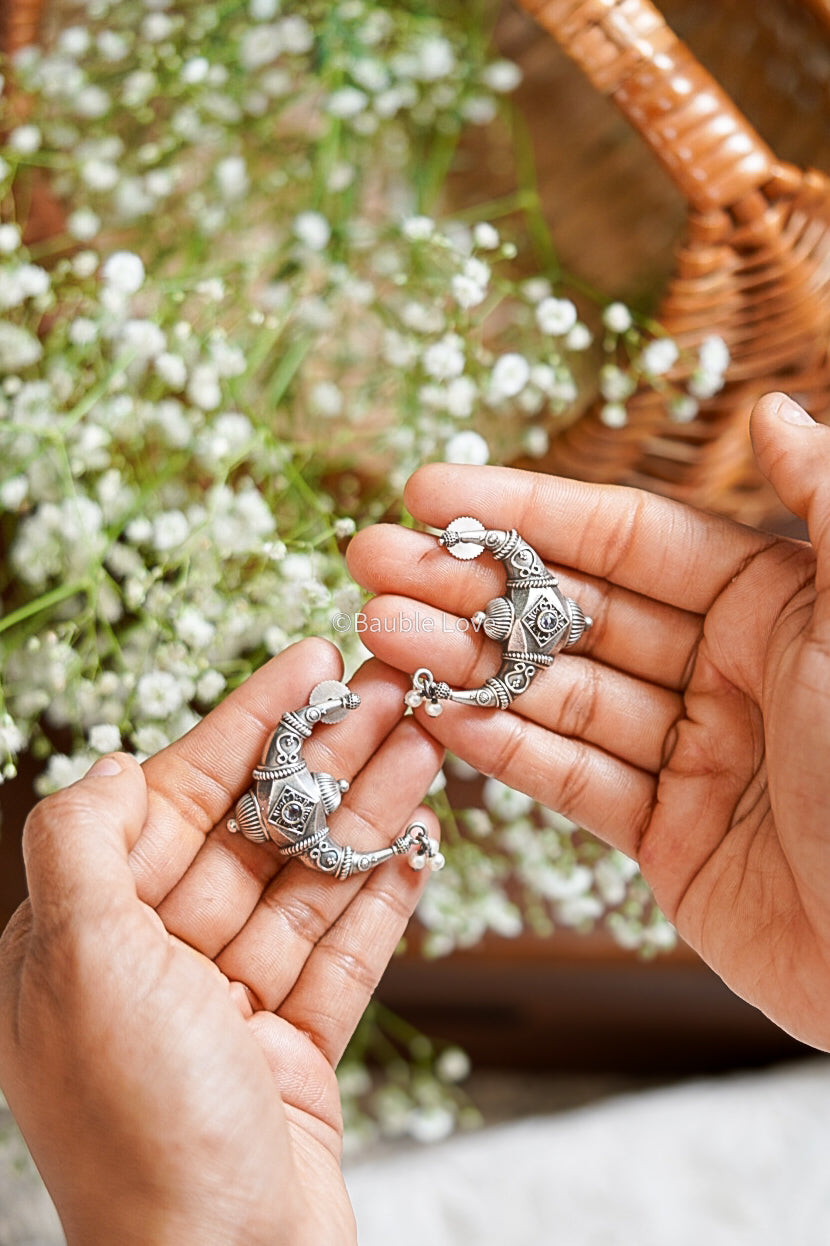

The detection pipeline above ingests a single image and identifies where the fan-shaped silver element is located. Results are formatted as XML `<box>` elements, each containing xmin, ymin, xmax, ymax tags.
<box><xmin>564</xmin><ymin>599</ymin><xmax>593</xmax><ymax>648</ymax></box>
<box><xmin>309</xmin><ymin>679</ymin><xmax>356</xmax><ymax>723</ymax></box>
<box><xmin>442</xmin><ymin>516</ymin><xmax>486</xmax><ymax>560</ymax></box>
<box><xmin>481</xmin><ymin>595</ymin><xmax>514</xmax><ymax>641</ymax></box>
<box><xmin>228</xmin><ymin>790</ymin><xmax>269</xmax><ymax>842</ymax></box>
<box><xmin>314</xmin><ymin>771</ymin><xmax>345</xmax><ymax>814</ymax></box>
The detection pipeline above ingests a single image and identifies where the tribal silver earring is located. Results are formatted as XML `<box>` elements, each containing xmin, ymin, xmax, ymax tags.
<box><xmin>228</xmin><ymin>679</ymin><xmax>443</xmax><ymax>878</ymax></box>
<box><xmin>406</xmin><ymin>517</ymin><xmax>592</xmax><ymax>715</ymax></box>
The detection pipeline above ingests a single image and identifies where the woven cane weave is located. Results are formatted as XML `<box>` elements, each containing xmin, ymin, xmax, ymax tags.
<box><xmin>508</xmin><ymin>0</ymin><xmax>830</xmax><ymax>523</ymax></box>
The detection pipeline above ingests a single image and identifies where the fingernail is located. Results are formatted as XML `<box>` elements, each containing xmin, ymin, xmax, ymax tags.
<box><xmin>86</xmin><ymin>755</ymin><xmax>123</xmax><ymax>778</ymax></box>
<box><xmin>777</xmin><ymin>395</ymin><xmax>815</xmax><ymax>426</ymax></box>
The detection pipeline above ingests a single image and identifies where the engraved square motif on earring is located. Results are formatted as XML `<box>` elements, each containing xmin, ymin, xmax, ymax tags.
<box><xmin>270</xmin><ymin>785</ymin><xmax>316</xmax><ymax>831</ymax></box>
<box><xmin>521</xmin><ymin>594</ymin><xmax>568</xmax><ymax>649</ymax></box>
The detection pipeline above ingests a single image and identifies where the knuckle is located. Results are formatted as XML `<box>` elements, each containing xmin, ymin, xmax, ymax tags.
<box><xmin>555</xmin><ymin>744</ymin><xmax>592</xmax><ymax>820</ymax></box>
<box><xmin>557</xmin><ymin>659</ymin><xmax>599</xmax><ymax>740</ymax></box>
<box><xmin>486</xmin><ymin>716</ymin><xmax>529</xmax><ymax>787</ymax></box>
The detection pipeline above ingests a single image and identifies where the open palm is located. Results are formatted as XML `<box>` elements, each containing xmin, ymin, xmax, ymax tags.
<box><xmin>346</xmin><ymin>393</ymin><xmax>830</xmax><ymax>1050</ymax></box>
<box><xmin>0</xmin><ymin>639</ymin><xmax>442</xmax><ymax>1245</ymax></box>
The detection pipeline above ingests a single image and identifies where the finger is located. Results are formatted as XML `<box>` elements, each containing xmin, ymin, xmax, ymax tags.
<box><xmin>353</xmin><ymin>594</ymin><xmax>682</xmax><ymax>772</ymax></box>
<box><xmin>216</xmin><ymin>720</ymin><xmax>443</xmax><ymax>1011</ymax></box>
<box><xmin>133</xmin><ymin>637</ymin><xmax>342</xmax><ymax>905</ymax></box>
<box><xmin>397</xmin><ymin>462</ymin><xmax>771</xmax><ymax>612</ymax></box>
<box><xmin>275</xmin><ymin>806</ymin><xmax>440</xmax><ymax>1066</ymax></box>
<box><xmin>23</xmin><ymin>754</ymin><xmax>148</xmax><ymax>930</ymax></box>
<box><xmin>347</xmin><ymin>524</ymin><xmax>703</xmax><ymax>689</ymax></box>
<box><xmin>751</xmin><ymin>391</ymin><xmax>830</xmax><ymax>628</ymax></box>
<box><xmin>410</xmin><ymin>699</ymin><xmax>655</xmax><ymax>858</ymax></box>
<box><xmin>156</xmin><ymin>662</ymin><xmax>425</xmax><ymax>957</ymax></box>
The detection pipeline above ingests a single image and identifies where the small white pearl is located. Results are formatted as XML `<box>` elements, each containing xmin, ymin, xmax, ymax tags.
<box><xmin>424</xmin><ymin>701</ymin><xmax>443</xmax><ymax>718</ymax></box>
<box><xmin>410</xmin><ymin>853</ymin><xmax>427</xmax><ymax>871</ymax></box>
<box><xmin>404</xmin><ymin>690</ymin><xmax>423</xmax><ymax>708</ymax></box>
<box><xmin>429</xmin><ymin>852</ymin><xmax>446</xmax><ymax>871</ymax></box>
<box><xmin>427</xmin><ymin>837</ymin><xmax>440</xmax><ymax>856</ymax></box>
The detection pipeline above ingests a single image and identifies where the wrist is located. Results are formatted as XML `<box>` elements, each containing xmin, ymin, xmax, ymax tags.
<box><xmin>61</xmin><ymin>1186</ymin><xmax>301</xmax><ymax>1246</ymax></box>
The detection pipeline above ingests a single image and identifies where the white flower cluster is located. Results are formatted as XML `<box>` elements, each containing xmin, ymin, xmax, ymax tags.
<box><xmin>598</xmin><ymin>302</ymin><xmax>731</xmax><ymax>428</ymax></box>
<box><xmin>414</xmin><ymin>771</ymin><xmax>675</xmax><ymax>958</ymax></box>
<box><xmin>338</xmin><ymin>1004</ymin><xmax>478</xmax><ymax>1154</ymax></box>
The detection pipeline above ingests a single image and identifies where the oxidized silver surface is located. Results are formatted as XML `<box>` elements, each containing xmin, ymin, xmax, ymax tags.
<box><xmin>406</xmin><ymin>517</ymin><xmax>592</xmax><ymax>715</ymax></box>
<box><xmin>228</xmin><ymin>679</ymin><xmax>443</xmax><ymax>878</ymax></box>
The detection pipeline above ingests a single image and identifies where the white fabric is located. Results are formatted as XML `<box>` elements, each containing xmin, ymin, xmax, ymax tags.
<box><xmin>345</xmin><ymin>1060</ymin><xmax>830</xmax><ymax>1245</ymax></box>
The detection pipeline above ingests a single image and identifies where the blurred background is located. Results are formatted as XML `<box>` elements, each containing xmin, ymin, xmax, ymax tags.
<box><xmin>2</xmin><ymin>0</ymin><xmax>830</xmax><ymax>1241</ymax></box>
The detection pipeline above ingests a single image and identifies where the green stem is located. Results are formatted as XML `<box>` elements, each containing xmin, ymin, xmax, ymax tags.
<box><xmin>0</xmin><ymin>580</ymin><xmax>89</xmax><ymax>638</ymax></box>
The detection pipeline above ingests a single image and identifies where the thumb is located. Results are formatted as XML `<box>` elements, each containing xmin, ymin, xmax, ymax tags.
<box><xmin>750</xmin><ymin>391</ymin><xmax>830</xmax><ymax>541</ymax></box>
<box><xmin>23</xmin><ymin>753</ymin><xmax>149</xmax><ymax>927</ymax></box>
<box><xmin>751</xmin><ymin>391</ymin><xmax>830</xmax><ymax>632</ymax></box>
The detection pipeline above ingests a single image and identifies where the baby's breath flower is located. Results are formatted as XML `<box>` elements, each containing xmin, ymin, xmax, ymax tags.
<box><xmin>8</xmin><ymin>125</ymin><xmax>42</xmax><ymax>154</ymax></box>
<box><xmin>451</xmin><ymin>272</ymin><xmax>486</xmax><ymax>309</ymax></box>
<box><xmin>565</xmin><ymin>322</ymin><xmax>593</xmax><ymax>351</ymax></box>
<box><xmin>472</xmin><ymin>221</ymin><xmax>499</xmax><ymax>250</ymax></box>
<box><xmin>215</xmin><ymin>154</ymin><xmax>249</xmax><ymax>199</ymax></box>
<box><xmin>599</xmin><ymin>364</ymin><xmax>636</xmax><ymax>402</ymax></box>
<box><xmin>152</xmin><ymin>509</ymin><xmax>190</xmax><ymax>552</ymax></box>
<box><xmin>422</xmin><ymin>334</ymin><xmax>465</xmax><ymax>380</ymax></box>
<box><xmin>136</xmin><ymin>670</ymin><xmax>189</xmax><ymax>718</ymax></box>
<box><xmin>522</xmin><ymin>426</ymin><xmax>549</xmax><ymax>457</ymax></box>
<box><xmin>670</xmin><ymin>395</ymin><xmax>699</xmax><ymax>423</ymax></box>
<box><xmin>154</xmin><ymin>352</ymin><xmax>187</xmax><ymax>389</ymax></box>
<box><xmin>67</xmin><ymin>207</ymin><xmax>102</xmax><ymax>241</ymax></box>
<box><xmin>536</xmin><ymin>296</ymin><xmax>578</xmax><ymax>336</ymax></box>
<box><xmin>445</xmin><ymin>375</ymin><xmax>477</xmax><ymax>418</ymax></box>
<box><xmin>101</xmin><ymin>250</ymin><xmax>145</xmax><ymax>295</ymax></box>
<box><xmin>602</xmin><ymin>301</ymin><xmax>633</xmax><ymax>333</ymax></box>
<box><xmin>444</xmin><ymin>429</ymin><xmax>489</xmax><ymax>465</ymax></box>
<box><xmin>293</xmin><ymin>210</ymin><xmax>331</xmax><ymax>252</ymax></box>
<box><xmin>401</xmin><ymin>214</ymin><xmax>435</xmax><ymax>241</ymax></box>
<box><xmin>481</xmin><ymin>59</ymin><xmax>522</xmax><ymax>93</ymax></box>
<box><xmin>600</xmin><ymin>401</ymin><xmax>628</xmax><ymax>428</ymax></box>
<box><xmin>699</xmin><ymin>334</ymin><xmax>730</xmax><ymax>375</ymax></box>
<box><xmin>250</xmin><ymin>0</ymin><xmax>279</xmax><ymax>20</ymax></box>
<box><xmin>483</xmin><ymin>777</ymin><xmax>534</xmax><ymax>820</ymax></box>
<box><xmin>186</xmin><ymin>362</ymin><xmax>222</xmax><ymax>410</ymax></box>
<box><xmin>81</xmin><ymin>158</ymin><xmax>120</xmax><ymax>192</ymax></box>
<box><xmin>0</xmin><ymin>224</ymin><xmax>21</xmax><ymax>253</ymax></box>
<box><xmin>89</xmin><ymin>723</ymin><xmax>122</xmax><ymax>754</ymax></box>
<box><xmin>0</xmin><ymin>323</ymin><xmax>43</xmax><ymax>371</ymax></box>
<box><xmin>489</xmin><ymin>352</ymin><xmax>530</xmax><ymax>400</ymax></box>
<box><xmin>327</xmin><ymin>86</ymin><xmax>369</xmax><ymax>119</ymax></box>
<box><xmin>279</xmin><ymin>14</ymin><xmax>313</xmax><ymax>53</ymax></box>
<box><xmin>639</xmin><ymin>337</ymin><xmax>679</xmax><ymax>377</ymax></box>
<box><xmin>309</xmin><ymin>380</ymin><xmax>343</xmax><ymax>418</ymax></box>
<box><xmin>521</xmin><ymin>276</ymin><xmax>552</xmax><ymax>303</ymax></box>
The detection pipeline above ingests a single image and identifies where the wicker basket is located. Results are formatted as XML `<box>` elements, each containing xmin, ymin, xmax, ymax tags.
<box><xmin>5</xmin><ymin>0</ymin><xmax>830</xmax><ymax>524</ymax></box>
<box><xmin>0</xmin><ymin>0</ymin><xmax>45</xmax><ymax>54</ymax></box>
<box><xmin>506</xmin><ymin>0</ymin><xmax>830</xmax><ymax>524</ymax></box>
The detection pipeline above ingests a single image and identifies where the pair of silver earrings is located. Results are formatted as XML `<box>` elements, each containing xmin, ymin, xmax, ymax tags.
<box><xmin>228</xmin><ymin>518</ymin><xmax>591</xmax><ymax>880</ymax></box>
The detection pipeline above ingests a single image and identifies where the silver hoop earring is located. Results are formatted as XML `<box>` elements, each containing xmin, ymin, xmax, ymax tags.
<box><xmin>406</xmin><ymin>517</ymin><xmax>592</xmax><ymax>716</ymax></box>
<box><xmin>229</xmin><ymin>680</ymin><xmax>443</xmax><ymax>878</ymax></box>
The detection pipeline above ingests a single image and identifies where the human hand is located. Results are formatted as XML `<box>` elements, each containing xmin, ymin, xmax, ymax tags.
<box><xmin>0</xmin><ymin>639</ymin><xmax>442</xmax><ymax>1245</ymax></box>
<box><xmin>347</xmin><ymin>392</ymin><xmax>830</xmax><ymax>1050</ymax></box>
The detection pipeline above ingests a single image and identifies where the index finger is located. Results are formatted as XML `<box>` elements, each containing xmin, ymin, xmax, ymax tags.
<box><xmin>132</xmin><ymin>637</ymin><xmax>343</xmax><ymax>905</ymax></box>
<box><xmin>403</xmin><ymin>464</ymin><xmax>773</xmax><ymax>613</ymax></box>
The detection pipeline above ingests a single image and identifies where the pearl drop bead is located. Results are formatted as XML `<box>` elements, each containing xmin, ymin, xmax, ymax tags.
<box><xmin>429</xmin><ymin>852</ymin><xmax>446</xmax><ymax>871</ymax></box>
<box><xmin>404</xmin><ymin>690</ymin><xmax>423</xmax><ymax>708</ymax></box>
<box><xmin>424</xmin><ymin>700</ymin><xmax>443</xmax><ymax>718</ymax></box>
<box><xmin>410</xmin><ymin>853</ymin><xmax>427</xmax><ymax>871</ymax></box>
